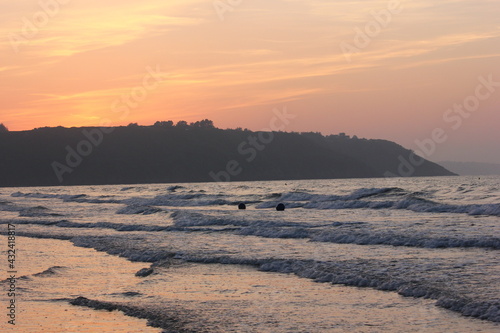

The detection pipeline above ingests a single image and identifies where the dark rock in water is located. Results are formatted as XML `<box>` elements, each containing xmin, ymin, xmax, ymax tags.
<box><xmin>276</xmin><ymin>203</ymin><xmax>285</xmax><ymax>211</ymax></box>
<box><xmin>238</xmin><ymin>203</ymin><xmax>246</xmax><ymax>210</ymax></box>
<box><xmin>135</xmin><ymin>267</ymin><xmax>154</xmax><ymax>277</ymax></box>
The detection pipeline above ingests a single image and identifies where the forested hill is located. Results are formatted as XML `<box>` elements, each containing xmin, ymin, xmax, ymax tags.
<box><xmin>0</xmin><ymin>122</ymin><xmax>455</xmax><ymax>187</ymax></box>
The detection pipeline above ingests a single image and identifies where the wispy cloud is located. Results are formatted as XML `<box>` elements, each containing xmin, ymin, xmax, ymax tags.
<box><xmin>0</xmin><ymin>0</ymin><xmax>499</xmax><ymax>160</ymax></box>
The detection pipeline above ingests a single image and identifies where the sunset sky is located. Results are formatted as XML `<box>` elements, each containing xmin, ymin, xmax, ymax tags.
<box><xmin>1</xmin><ymin>0</ymin><xmax>499</xmax><ymax>163</ymax></box>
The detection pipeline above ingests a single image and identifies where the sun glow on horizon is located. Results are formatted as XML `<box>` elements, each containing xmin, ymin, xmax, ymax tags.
<box><xmin>1</xmin><ymin>0</ymin><xmax>499</xmax><ymax>163</ymax></box>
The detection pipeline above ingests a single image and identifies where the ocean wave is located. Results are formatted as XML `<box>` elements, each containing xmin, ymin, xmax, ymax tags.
<box><xmin>1</xmin><ymin>266</ymin><xmax>67</xmax><ymax>282</ymax></box>
<box><xmin>59</xmin><ymin>221</ymin><xmax>172</xmax><ymax>232</ymax></box>
<box><xmin>398</xmin><ymin>199</ymin><xmax>500</xmax><ymax>217</ymax></box>
<box><xmin>124</xmin><ymin>194</ymin><xmax>231</xmax><ymax>207</ymax></box>
<box><xmin>255</xmin><ymin>201</ymin><xmax>306</xmax><ymax>209</ymax></box>
<box><xmin>171</xmin><ymin>211</ymin><xmax>314</xmax><ymax>229</ymax></box>
<box><xmin>4</xmin><ymin>211</ymin><xmax>497</xmax><ymax>251</ymax></box>
<box><xmin>169</xmin><ymin>212</ymin><xmax>500</xmax><ymax>250</ymax></box>
<box><xmin>309</xmin><ymin>231</ymin><xmax>500</xmax><ymax>250</ymax></box>
<box><xmin>437</xmin><ymin>298</ymin><xmax>500</xmax><ymax>322</ymax></box>
<box><xmin>258</xmin><ymin>195</ymin><xmax>500</xmax><ymax>217</ymax></box>
<box><xmin>238</xmin><ymin>227</ymin><xmax>311</xmax><ymax>239</ymax></box>
<box><xmin>278</xmin><ymin>187</ymin><xmax>405</xmax><ymax>203</ymax></box>
<box><xmin>0</xmin><ymin>201</ymin><xmax>21</xmax><ymax>212</ymax></box>
<box><xmin>0</xmin><ymin>201</ymin><xmax>63</xmax><ymax>217</ymax></box>
<box><xmin>11</xmin><ymin>192</ymin><xmax>121</xmax><ymax>204</ymax></box>
<box><xmin>279</xmin><ymin>191</ymin><xmax>315</xmax><ymax>201</ymax></box>
<box><xmin>0</xmin><ymin>219</ymin><xmax>62</xmax><ymax>226</ymax></box>
<box><xmin>33</xmin><ymin>266</ymin><xmax>67</xmax><ymax>277</ymax></box>
<box><xmin>184</xmin><ymin>256</ymin><xmax>500</xmax><ymax>323</ymax></box>
<box><xmin>115</xmin><ymin>291</ymin><xmax>144</xmax><ymax>297</ymax></box>
<box><xmin>349</xmin><ymin>187</ymin><xmax>406</xmax><ymax>199</ymax></box>
<box><xmin>254</xmin><ymin>187</ymin><xmax>500</xmax><ymax>217</ymax></box>
<box><xmin>69</xmin><ymin>296</ymin><xmax>194</xmax><ymax>332</ymax></box>
<box><xmin>116</xmin><ymin>204</ymin><xmax>163</xmax><ymax>215</ymax></box>
<box><xmin>0</xmin><ymin>219</ymin><xmax>171</xmax><ymax>232</ymax></box>
<box><xmin>19</xmin><ymin>206</ymin><xmax>64</xmax><ymax>218</ymax></box>
<box><xmin>12</xmin><ymin>192</ymin><xmax>86</xmax><ymax>200</ymax></box>
<box><xmin>167</xmin><ymin>185</ymin><xmax>185</xmax><ymax>192</ymax></box>
<box><xmin>120</xmin><ymin>186</ymin><xmax>135</xmax><ymax>191</ymax></box>
<box><xmin>171</xmin><ymin>211</ymin><xmax>232</xmax><ymax>227</ymax></box>
<box><xmin>7</xmin><ymin>231</ymin><xmax>498</xmax><ymax>323</ymax></box>
<box><xmin>235</xmin><ymin>225</ymin><xmax>500</xmax><ymax>250</ymax></box>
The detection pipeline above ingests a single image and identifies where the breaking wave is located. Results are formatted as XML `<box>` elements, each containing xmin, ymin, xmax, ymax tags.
<box><xmin>33</xmin><ymin>266</ymin><xmax>67</xmax><ymax>277</ymax></box>
<box><xmin>11</xmin><ymin>192</ymin><xmax>121</xmax><ymax>204</ymax></box>
<box><xmin>170</xmin><ymin>211</ymin><xmax>500</xmax><ymax>250</ymax></box>
<box><xmin>62</xmin><ymin>235</ymin><xmax>500</xmax><ymax>323</ymax></box>
<box><xmin>69</xmin><ymin>296</ymin><xmax>196</xmax><ymax>332</ymax></box>
<box><xmin>3</xmin><ymin>178</ymin><xmax>499</xmax><ymax>327</ymax></box>
<box><xmin>257</xmin><ymin>189</ymin><xmax>500</xmax><ymax>217</ymax></box>
<box><xmin>116</xmin><ymin>205</ymin><xmax>163</xmax><ymax>215</ymax></box>
<box><xmin>124</xmin><ymin>194</ymin><xmax>233</xmax><ymax>207</ymax></box>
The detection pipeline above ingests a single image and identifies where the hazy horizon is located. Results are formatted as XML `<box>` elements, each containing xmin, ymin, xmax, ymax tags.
<box><xmin>1</xmin><ymin>0</ymin><xmax>499</xmax><ymax>164</ymax></box>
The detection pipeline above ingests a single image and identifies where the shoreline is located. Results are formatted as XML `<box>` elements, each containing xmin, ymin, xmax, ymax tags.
<box><xmin>0</xmin><ymin>235</ymin><xmax>162</xmax><ymax>332</ymax></box>
<box><xmin>1</xmin><ymin>235</ymin><xmax>499</xmax><ymax>332</ymax></box>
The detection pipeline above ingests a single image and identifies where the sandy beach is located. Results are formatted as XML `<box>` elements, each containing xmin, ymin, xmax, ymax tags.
<box><xmin>2</xmin><ymin>234</ymin><xmax>498</xmax><ymax>332</ymax></box>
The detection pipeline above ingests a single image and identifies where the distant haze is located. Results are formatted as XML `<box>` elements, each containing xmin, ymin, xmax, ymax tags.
<box><xmin>439</xmin><ymin>161</ymin><xmax>500</xmax><ymax>176</ymax></box>
<box><xmin>1</xmin><ymin>0</ymin><xmax>499</xmax><ymax>164</ymax></box>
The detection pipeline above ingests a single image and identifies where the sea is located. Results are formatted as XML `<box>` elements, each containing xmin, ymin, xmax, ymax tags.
<box><xmin>1</xmin><ymin>176</ymin><xmax>499</xmax><ymax>332</ymax></box>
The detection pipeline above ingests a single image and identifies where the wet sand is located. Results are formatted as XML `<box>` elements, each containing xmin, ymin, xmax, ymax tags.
<box><xmin>1</xmin><ymin>235</ymin><xmax>498</xmax><ymax>332</ymax></box>
<box><xmin>0</xmin><ymin>235</ymin><xmax>162</xmax><ymax>332</ymax></box>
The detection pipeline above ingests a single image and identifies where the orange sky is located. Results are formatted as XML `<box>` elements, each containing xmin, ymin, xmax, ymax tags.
<box><xmin>1</xmin><ymin>0</ymin><xmax>499</xmax><ymax>163</ymax></box>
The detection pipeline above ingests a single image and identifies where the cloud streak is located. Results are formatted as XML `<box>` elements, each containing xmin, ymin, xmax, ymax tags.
<box><xmin>1</xmin><ymin>0</ymin><xmax>499</xmax><ymax>162</ymax></box>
